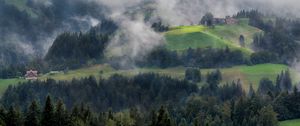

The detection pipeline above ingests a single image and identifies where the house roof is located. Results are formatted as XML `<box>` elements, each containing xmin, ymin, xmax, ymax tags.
<box><xmin>25</xmin><ymin>70</ymin><xmax>38</xmax><ymax>77</ymax></box>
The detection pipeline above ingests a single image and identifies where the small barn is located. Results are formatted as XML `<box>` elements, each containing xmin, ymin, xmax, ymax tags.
<box><xmin>25</xmin><ymin>70</ymin><xmax>38</xmax><ymax>80</ymax></box>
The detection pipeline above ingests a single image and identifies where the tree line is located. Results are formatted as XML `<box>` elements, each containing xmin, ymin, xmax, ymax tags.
<box><xmin>4</xmin><ymin>70</ymin><xmax>300</xmax><ymax>125</ymax></box>
<box><xmin>234</xmin><ymin>10</ymin><xmax>300</xmax><ymax>63</ymax></box>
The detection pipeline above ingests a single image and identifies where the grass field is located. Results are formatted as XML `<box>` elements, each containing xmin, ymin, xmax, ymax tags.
<box><xmin>0</xmin><ymin>63</ymin><xmax>296</xmax><ymax>96</ymax></box>
<box><xmin>280</xmin><ymin>119</ymin><xmax>300</xmax><ymax>126</ymax></box>
<box><xmin>164</xmin><ymin>19</ymin><xmax>262</xmax><ymax>55</ymax></box>
<box><xmin>0</xmin><ymin>78</ymin><xmax>25</xmax><ymax>96</ymax></box>
<box><xmin>207</xmin><ymin>18</ymin><xmax>262</xmax><ymax>48</ymax></box>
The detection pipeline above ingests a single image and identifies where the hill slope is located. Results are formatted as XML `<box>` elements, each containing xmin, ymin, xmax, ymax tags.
<box><xmin>164</xmin><ymin>19</ymin><xmax>262</xmax><ymax>54</ymax></box>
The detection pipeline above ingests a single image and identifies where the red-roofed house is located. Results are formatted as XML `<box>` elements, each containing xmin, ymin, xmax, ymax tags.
<box><xmin>25</xmin><ymin>70</ymin><xmax>38</xmax><ymax>80</ymax></box>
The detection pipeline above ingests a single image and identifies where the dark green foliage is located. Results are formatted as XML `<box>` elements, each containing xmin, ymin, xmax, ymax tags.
<box><xmin>248</xmin><ymin>83</ymin><xmax>255</xmax><ymax>97</ymax></box>
<box><xmin>218</xmin><ymin>80</ymin><xmax>244</xmax><ymax>101</ymax></box>
<box><xmin>258</xmin><ymin>105</ymin><xmax>278</xmax><ymax>126</ymax></box>
<box><xmin>54</xmin><ymin>100</ymin><xmax>70</xmax><ymax>126</ymax></box>
<box><xmin>239</xmin><ymin>35</ymin><xmax>245</xmax><ymax>47</ymax></box>
<box><xmin>273</xmin><ymin>89</ymin><xmax>300</xmax><ymax>120</ymax></box>
<box><xmin>2</xmin><ymin>74</ymin><xmax>198</xmax><ymax>112</ymax></box>
<box><xmin>258</xmin><ymin>78</ymin><xmax>276</xmax><ymax>95</ymax></box>
<box><xmin>5</xmin><ymin>106</ymin><xmax>23</xmax><ymax>126</ymax></box>
<box><xmin>185</xmin><ymin>68</ymin><xmax>201</xmax><ymax>83</ymax></box>
<box><xmin>200</xmin><ymin>13</ymin><xmax>214</xmax><ymax>26</ymax></box>
<box><xmin>152</xmin><ymin>21</ymin><xmax>169</xmax><ymax>32</ymax></box>
<box><xmin>234</xmin><ymin>10</ymin><xmax>273</xmax><ymax>31</ymax></box>
<box><xmin>250</xmin><ymin>51</ymin><xmax>278</xmax><ymax>65</ymax></box>
<box><xmin>0</xmin><ymin>64</ymin><xmax>26</xmax><ymax>79</ymax></box>
<box><xmin>25</xmin><ymin>100</ymin><xmax>40</xmax><ymax>126</ymax></box>
<box><xmin>235</xmin><ymin>10</ymin><xmax>300</xmax><ymax>63</ymax></box>
<box><xmin>140</xmin><ymin>47</ymin><xmax>180</xmax><ymax>68</ymax></box>
<box><xmin>252</xmin><ymin>20</ymin><xmax>300</xmax><ymax>62</ymax></box>
<box><xmin>182</xmin><ymin>47</ymin><xmax>246</xmax><ymax>68</ymax></box>
<box><xmin>45</xmin><ymin>30</ymin><xmax>110</xmax><ymax>70</ymax></box>
<box><xmin>0</xmin><ymin>73</ymin><xmax>288</xmax><ymax>126</ymax></box>
<box><xmin>152</xmin><ymin>106</ymin><xmax>172</xmax><ymax>126</ymax></box>
<box><xmin>41</xmin><ymin>96</ymin><xmax>55</xmax><ymax>126</ymax></box>
<box><xmin>206</xmin><ymin>69</ymin><xmax>222</xmax><ymax>90</ymax></box>
<box><xmin>143</xmin><ymin>47</ymin><xmax>247</xmax><ymax>68</ymax></box>
<box><xmin>276</xmin><ymin>70</ymin><xmax>292</xmax><ymax>92</ymax></box>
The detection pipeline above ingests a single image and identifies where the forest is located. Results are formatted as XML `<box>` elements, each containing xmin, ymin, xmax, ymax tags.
<box><xmin>0</xmin><ymin>69</ymin><xmax>299</xmax><ymax>126</ymax></box>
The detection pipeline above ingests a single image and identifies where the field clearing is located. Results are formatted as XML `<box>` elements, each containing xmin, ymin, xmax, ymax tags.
<box><xmin>0</xmin><ymin>78</ymin><xmax>25</xmax><ymax>96</ymax></box>
<box><xmin>167</xmin><ymin>25</ymin><xmax>207</xmax><ymax>35</ymax></box>
<box><xmin>280</xmin><ymin>119</ymin><xmax>300</xmax><ymax>126</ymax></box>
<box><xmin>0</xmin><ymin>64</ymin><xmax>297</xmax><ymax>96</ymax></box>
<box><xmin>164</xmin><ymin>23</ymin><xmax>257</xmax><ymax>55</ymax></box>
<box><xmin>208</xmin><ymin>18</ymin><xmax>262</xmax><ymax>48</ymax></box>
<box><xmin>38</xmin><ymin>64</ymin><xmax>300</xmax><ymax>90</ymax></box>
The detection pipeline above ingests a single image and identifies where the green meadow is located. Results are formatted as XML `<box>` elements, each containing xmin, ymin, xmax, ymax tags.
<box><xmin>280</xmin><ymin>119</ymin><xmax>300</xmax><ymax>126</ymax></box>
<box><xmin>164</xmin><ymin>19</ymin><xmax>261</xmax><ymax>55</ymax></box>
<box><xmin>0</xmin><ymin>63</ymin><xmax>296</xmax><ymax>96</ymax></box>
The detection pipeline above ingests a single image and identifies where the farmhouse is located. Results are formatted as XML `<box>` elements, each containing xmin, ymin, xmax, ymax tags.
<box><xmin>212</xmin><ymin>17</ymin><xmax>239</xmax><ymax>25</ymax></box>
<box><xmin>25</xmin><ymin>70</ymin><xmax>38</xmax><ymax>80</ymax></box>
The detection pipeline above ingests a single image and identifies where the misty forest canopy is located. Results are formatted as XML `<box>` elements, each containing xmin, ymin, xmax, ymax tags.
<box><xmin>0</xmin><ymin>0</ymin><xmax>106</xmax><ymax>66</ymax></box>
<box><xmin>2</xmin><ymin>0</ymin><xmax>300</xmax><ymax>126</ymax></box>
<box><xmin>45</xmin><ymin>20</ymin><xmax>118</xmax><ymax>70</ymax></box>
<box><xmin>1</xmin><ymin>0</ymin><xmax>300</xmax><ymax>70</ymax></box>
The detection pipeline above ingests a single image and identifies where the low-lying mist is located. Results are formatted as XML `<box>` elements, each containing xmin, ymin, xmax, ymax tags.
<box><xmin>1</xmin><ymin>0</ymin><xmax>300</xmax><ymax>67</ymax></box>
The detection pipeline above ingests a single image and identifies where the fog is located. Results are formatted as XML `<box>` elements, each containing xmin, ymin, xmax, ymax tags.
<box><xmin>154</xmin><ymin>0</ymin><xmax>300</xmax><ymax>26</ymax></box>
<box><xmin>1</xmin><ymin>0</ymin><xmax>300</xmax><ymax>66</ymax></box>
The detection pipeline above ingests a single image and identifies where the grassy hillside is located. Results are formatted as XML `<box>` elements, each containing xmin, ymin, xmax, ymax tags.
<box><xmin>164</xmin><ymin>19</ymin><xmax>262</xmax><ymax>54</ymax></box>
<box><xmin>0</xmin><ymin>63</ymin><xmax>297</xmax><ymax>96</ymax></box>
<box><xmin>207</xmin><ymin>18</ymin><xmax>262</xmax><ymax>48</ymax></box>
<box><xmin>280</xmin><ymin>119</ymin><xmax>300</xmax><ymax>126</ymax></box>
<box><xmin>0</xmin><ymin>78</ymin><xmax>25</xmax><ymax>95</ymax></box>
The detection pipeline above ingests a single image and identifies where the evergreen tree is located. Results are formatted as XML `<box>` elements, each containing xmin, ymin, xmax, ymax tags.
<box><xmin>149</xmin><ymin>110</ymin><xmax>157</xmax><ymax>126</ymax></box>
<box><xmin>156</xmin><ymin>106</ymin><xmax>172</xmax><ymax>126</ymax></box>
<box><xmin>0</xmin><ymin>106</ymin><xmax>6</xmax><ymax>126</ymax></box>
<box><xmin>185</xmin><ymin>68</ymin><xmax>201</xmax><ymax>83</ymax></box>
<box><xmin>258</xmin><ymin>78</ymin><xmax>276</xmax><ymax>95</ymax></box>
<box><xmin>200</xmin><ymin>13</ymin><xmax>214</xmax><ymax>26</ymax></box>
<box><xmin>41</xmin><ymin>96</ymin><xmax>55</xmax><ymax>126</ymax></box>
<box><xmin>54</xmin><ymin>99</ymin><xmax>70</xmax><ymax>126</ymax></box>
<box><xmin>178</xmin><ymin>118</ymin><xmax>188</xmax><ymax>126</ymax></box>
<box><xmin>25</xmin><ymin>100</ymin><xmax>41</xmax><ymax>126</ymax></box>
<box><xmin>258</xmin><ymin>105</ymin><xmax>278</xmax><ymax>126</ymax></box>
<box><xmin>206</xmin><ymin>69</ymin><xmax>222</xmax><ymax>92</ymax></box>
<box><xmin>282</xmin><ymin>70</ymin><xmax>292</xmax><ymax>92</ymax></box>
<box><xmin>5</xmin><ymin>106</ymin><xmax>23</xmax><ymax>126</ymax></box>
<box><xmin>70</xmin><ymin>106</ymin><xmax>85</xmax><ymax>126</ymax></box>
<box><xmin>239</xmin><ymin>35</ymin><xmax>245</xmax><ymax>47</ymax></box>
<box><xmin>248</xmin><ymin>83</ymin><xmax>255</xmax><ymax>97</ymax></box>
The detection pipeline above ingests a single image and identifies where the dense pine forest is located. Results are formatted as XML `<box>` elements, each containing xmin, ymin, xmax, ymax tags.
<box><xmin>1</xmin><ymin>70</ymin><xmax>299</xmax><ymax>126</ymax></box>
<box><xmin>0</xmin><ymin>72</ymin><xmax>278</xmax><ymax>126</ymax></box>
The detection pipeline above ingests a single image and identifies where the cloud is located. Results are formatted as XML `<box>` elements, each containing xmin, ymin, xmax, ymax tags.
<box><xmin>30</xmin><ymin>0</ymin><xmax>53</xmax><ymax>7</ymax></box>
<box><xmin>153</xmin><ymin>0</ymin><xmax>300</xmax><ymax>26</ymax></box>
<box><xmin>93</xmin><ymin>0</ymin><xmax>164</xmax><ymax>68</ymax></box>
